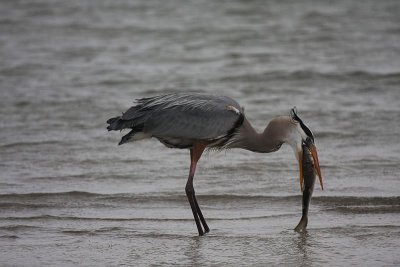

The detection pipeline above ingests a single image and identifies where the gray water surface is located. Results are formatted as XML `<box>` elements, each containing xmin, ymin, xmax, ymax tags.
<box><xmin>1</xmin><ymin>0</ymin><xmax>400</xmax><ymax>266</ymax></box>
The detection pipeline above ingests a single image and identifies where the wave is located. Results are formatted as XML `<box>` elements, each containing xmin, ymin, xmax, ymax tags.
<box><xmin>1</xmin><ymin>215</ymin><xmax>195</xmax><ymax>222</ymax></box>
<box><xmin>0</xmin><ymin>191</ymin><xmax>102</xmax><ymax>200</ymax></box>
<box><xmin>326</xmin><ymin>205</ymin><xmax>400</xmax><ymax>214</ymax></box>
<box><xmin>1</xmin><ymin>191</ymin><xmax>399</xmax><ymax>207</ymax></box>
<box><xmin>0</xmin><ymin>235</ymin><xmax>19</xmax><ymax>239</ymax></box>
<box><xmin>219</xmin><ymin>70</ymin><xmax>400</xmax><ymax>83</ymax></box>
<box><xmin>0</xmin><ymin>191</ymin><xmax>301</xmax><ymax>206</ymax></box>
<box><xmin>1</xmin><ymin>193</ymin><xmax>398</xmax><ymax>222</ymax></box>
<box><xmin>0</xmin><ymin>202</ymin><xmax>55</xmax><ymax>209</ymax></box>
<box><xmin>62</xmin><ymin>227</ymin><xmax>125</xmax><ymax>235</ymax></box>
<box><xmin>1</xmin><ymin>213</ymin><xmax>295</xmax><ymax>222</ymax></box>
<box><xmin>313</xmin><ymin>196</ymin><xmax>400</xmax><ymax>206</ymax></box>
<box><xmin>0</xmin><ymin>140</ymin><xmax>65</xmax><ymax>149</ymax></box>
<box><xmin>0</xmin><ymin>225</ymin><xmax>40</xmax><ymax>231</ymax></box>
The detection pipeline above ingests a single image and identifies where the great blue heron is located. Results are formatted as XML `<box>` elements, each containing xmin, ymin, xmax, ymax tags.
<box><xmin>107</xmin><ymin>93</ymin><xmax>323</xmax><ymax>236</ymax></box>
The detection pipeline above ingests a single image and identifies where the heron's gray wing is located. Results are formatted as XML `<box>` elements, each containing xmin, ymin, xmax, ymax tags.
<box><xmin>125</xmin><ymin>93</ymin><xmax>243</xmax><ymax>140</ymax></box>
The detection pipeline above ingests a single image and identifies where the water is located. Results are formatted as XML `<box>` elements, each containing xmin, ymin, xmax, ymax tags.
<box><xmin>1</xmin><ymin>0</ymin><xmax>400</xmax><ymax>266</ymax></box>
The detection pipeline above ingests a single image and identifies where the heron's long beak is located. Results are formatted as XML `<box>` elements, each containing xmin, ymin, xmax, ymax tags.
<box><xmin>308</xmin><ymin>143</ymin><xmax>324</xmax><ymax>190</ymax></box>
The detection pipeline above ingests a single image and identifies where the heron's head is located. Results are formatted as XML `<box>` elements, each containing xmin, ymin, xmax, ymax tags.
<box><xmin>280</xmin><ymin>108</ymin><xmax>323</xmax><ymax>191</ymax></box>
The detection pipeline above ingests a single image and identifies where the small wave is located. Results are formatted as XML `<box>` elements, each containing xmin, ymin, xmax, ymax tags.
<box><xmin>0</xmin><ymin>63</ymin><xmax>53</xmax><ymax>76</ymax></box>
<box><xmin>0</xmin><ymin>191</ymin><xmax>102</xmax><ymax>200</ymax></box>
<box><xmin>0</xmin><ymin>235</ymin><xmax>19</xmax><ymax>239</ymax></box>
<box><xmin>0</xmin><ymin>225</ymin><xmax>40</xmax><ymax>231</ymax></box>
<box><xmin>302</xmin><ymin>10</ymin><xmax>337</xmax><ymax>19</ymax></box>
<box><xmin>0</xmin><ymin>191</ymin><xmax>295</xmax><ymax>203</ymax></box>
<box><xmin>0</xmin><ymin>191</ymin><xmax>183</xmax><ymax>206</ymax></box>
<box><xmin>219</xmin><ymin>70</ymin><xmax>400</xmax><ymax>83</ymax></box>
<box><xmin>1</xmin><ymin>191</ymin><xmax>398</xmax><ymax>202</ymax></box>
<box><xmin>0</xmin><ymin>202</ymin><xmax>54</xmax><ymax>209</ymax></box>
<box><xmin>313</xmin><ymin>196</ymin><xmax>400</xmax><ymax>206</ymax></box>
<box><xmin>62</xmin><ymin>227</ymin><xmax>124</xmax><ymax>235</ymax></box>
<box><xmin>191</xmin><ymin>194</ymin><xmax>299</xmax><ymax>202</ymax></box>
<box><xmin>1</xmin><ymin>192</ymin><xmax>398</xmax><ymax>211</ymax></box>
<box><xmin>0</xmin><ymin>140</ymin><xmax>64</xmax><ymax>149</ymax></box>
<box><xmin>2</xmin><ymin>215</ymin><xmax>76</xmax><ymax>221</ymax></box>
<box><xmin>98</xmin><ymin>78</ymin><xmax>143</xmax><ymax>86</ymax></box>
<box><xmin>1</xmin><ymin>215</ymin><xmax>192</xmax><ymax>222</ymax></box>
<box><xmin>2</xmin><ymin>214</ymin><xmax>293</xmax><ymax>222</ymax></box>
<box><xmin>317</xmin><ymin>224</ymin><xmax>400</xmax><ymax>235</ymax></box>
<box><xmin>316</xmin><ymin>130</ymin><xmax>357</xmax><ymax>139</ymax></box>
<box><xmin>326</xmin><ymin>205</ymin><xmax>400</xmax><ymax>214</ymax></box>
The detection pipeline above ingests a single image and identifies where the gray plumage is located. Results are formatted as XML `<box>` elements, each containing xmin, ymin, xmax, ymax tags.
<box><xmin>107</xmin><ymin>93</ymin><xmax>244</xmax><ymax>148</ymax></box>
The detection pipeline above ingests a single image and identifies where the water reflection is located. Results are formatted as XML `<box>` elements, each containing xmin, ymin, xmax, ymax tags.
<box><xmin>184</xmin><ymin>236</ymin><xmax>203</xmax><ymax>267</ymax></box>
<box><xmin>294</xmin><ymin>231</ymin><xmax>310</xmax><ymax>267</ymax></box>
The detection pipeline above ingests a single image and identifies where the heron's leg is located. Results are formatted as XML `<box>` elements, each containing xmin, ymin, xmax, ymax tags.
<box><xmin>185</xmin><ymin>143</ymin><xmax>208</xmax><ymax>236</ymax></box>
<box><xmin>186</xmin><ymin>156</ymin><xmax>203</xmax><ymax>236</ymax></box>
<box><xmin>193</xmin><ymin>191</ymin><xmax>210</xmax><ymax>233</ymax></box>
<box><xmin>191</xmin><ymin>143</ymin><xmax>209</xmax><ymax>233</ymax></box>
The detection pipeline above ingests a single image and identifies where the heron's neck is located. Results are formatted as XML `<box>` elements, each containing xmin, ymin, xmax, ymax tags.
<box><xmin>233</xmin><ymin>117</ymin><xmax>282</xmax><ymax>153</ymax></box>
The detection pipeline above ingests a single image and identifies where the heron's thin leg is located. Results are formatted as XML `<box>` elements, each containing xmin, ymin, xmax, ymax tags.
<box><xmin>185</xmin><ymin>143</ymin><xmax>208</xmax><ymax>236</ymax></box>
<box><xmin>186</xmin><ymin>159</ymin><xmax>203</xmax><ymax>236</ymax></box>
<box><xmin>193</xmin><ymin>191</ymin><xmax>210</xmax><ymax>233</ymax></box>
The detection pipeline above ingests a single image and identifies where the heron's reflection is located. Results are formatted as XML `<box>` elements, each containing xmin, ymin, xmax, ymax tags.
<box><xmin>184</xmin><ymin>236</ymin><xmax>203</xmax><ymax>267</ymax></box>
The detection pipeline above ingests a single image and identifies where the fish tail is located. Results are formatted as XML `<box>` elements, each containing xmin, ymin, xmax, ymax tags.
<box><xmin>294</xmin><ymin>216</ymin><xmax>308</xmax><ymax>232</ymax></box>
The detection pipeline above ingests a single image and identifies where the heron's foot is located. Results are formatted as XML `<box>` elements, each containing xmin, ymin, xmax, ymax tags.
<box><xmin>197</xmin><ymin>227</ymin><xmax>210</xmax><ymax>236</ymax></box>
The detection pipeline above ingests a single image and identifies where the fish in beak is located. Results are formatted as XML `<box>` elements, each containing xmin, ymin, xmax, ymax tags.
<box><xmin>295</xmin><ymin>140</ymin><xmax>317</xmax><ymax>232</ymax></box>
<box><xmin>290</xmin><ymin>107</ymin><xmax>323</xmax><ymax>192</ymax></box>
<box><xmin>297</xmin><ymin>138</ymin><xmax>323</xmax><ymax>192</ymax></box>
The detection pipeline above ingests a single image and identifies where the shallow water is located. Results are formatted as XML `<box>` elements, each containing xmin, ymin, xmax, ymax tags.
<box><xmin>1</xmin><ymin>0</ymin><xmax>400</xmax><ymax>266</ymax></box>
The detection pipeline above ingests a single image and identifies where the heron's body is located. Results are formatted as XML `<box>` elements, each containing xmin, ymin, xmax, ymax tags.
<box><xmin>107</xmin><ymin>93</ymin><xmax>323</xmax><ymax>236</ymax></box>
<box><xmin>107</xmin><ymin>93</ymin><xmax>244</xmax><ymax>149</ymax></box>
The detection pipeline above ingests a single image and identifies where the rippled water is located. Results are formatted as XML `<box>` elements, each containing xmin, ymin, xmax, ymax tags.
<box><xmin>1</xmin><ymin>0</ymin><xmax>400</xmax><ymax>266</ymax></box>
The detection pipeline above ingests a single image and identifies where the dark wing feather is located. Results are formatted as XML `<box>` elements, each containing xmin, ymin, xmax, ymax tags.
<box><xmin>116</xmin><ymin>93</ymin><xmax>243</xmax><ymax>140</ymax></box>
